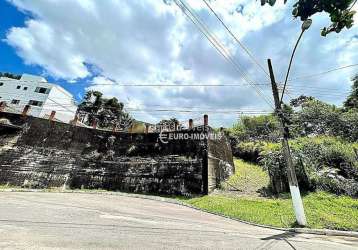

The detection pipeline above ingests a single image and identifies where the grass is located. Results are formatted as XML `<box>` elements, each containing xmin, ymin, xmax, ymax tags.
<box><xmin>185</xmin><ymin>192</ymin><xmax>358</xmax><ymax>231</ymax></box>
<box><xmin>183</xmin><ymin>159</ymin><xmax>358</xmax><ymax>231</ymax></box>
<box><xmin>221</xmin><ymin>159</ymin><xmax>269</xmax><ymax>194</ymax></box>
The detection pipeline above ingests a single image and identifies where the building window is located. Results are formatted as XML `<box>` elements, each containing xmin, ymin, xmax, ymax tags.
<box><xmin>0</xmin><ymin>82</ymin><xmax>3</xmax><ymax>86</ymax></box>
<box><xmin>28</xmin><ymin>100</ymin><xmax>43</xmax><ymax>107</ymax></box>
<box><xmin>11</xmin><ymin>99</ymin><xmax>20</xmax><ymax>105</ymax></box>
<box><xmin>23</xmin><ymin>87</ymin><xmax>28</xmax><ymax>90</ymax></box>
<box><xmin>16</xmin><ymin>85</ymin><xmax>21</xmax><ymax>89</ymax></box>
<box><xmin>35</xmin><ymin>87</ymin><xmax>50</xmax><ymax>94</ymax></box>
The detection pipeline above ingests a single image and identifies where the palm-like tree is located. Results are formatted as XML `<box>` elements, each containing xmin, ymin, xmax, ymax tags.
<box><xmin>77</xmin><ymin>91</ymin><xmax>133</xmax><ymax>130</ymax></box>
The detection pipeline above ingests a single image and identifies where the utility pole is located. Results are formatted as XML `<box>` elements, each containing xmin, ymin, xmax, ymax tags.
<box><xmin>267</xmin><ymin>59</ymin><xmax>307</xmax><ymax>226</ymax></box>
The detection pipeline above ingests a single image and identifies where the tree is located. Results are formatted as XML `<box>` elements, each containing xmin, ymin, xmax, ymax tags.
<box><xmin>290</xmin><ymin>99</ymin><xmax>343</xmax><ymax>137</ymax></box>
<box><xmin>229</xmin><ymin>114</ymin><xmax>280</xmax><ymax>141</ymax></box>
<box><xmin>155</xmin><ymin>118</ymin><xmax>180</xmax><ymax>131</ymax></box>
<box><xmin>344</xmin><ymin>75</ymin><xmax>358</xmax><ymax>110</ymax></box>
<box><xmin>229</xmin><ymin>95</ymin><xmax>358</xmax><ymax>142</ymax></box>
<box><xmin>261</xmin><ymin>0</ymin><xmax>356</xmax><ymax>36</ymax></box>
<box><xmin>290</xmin><ymin>95</ymin><xmax>315</xmax><ymax>107</ymax></box>
<box><xmin>77</xmin><ymin>90</ymin><xmax>133</xmax><ymax>130</ymax></box>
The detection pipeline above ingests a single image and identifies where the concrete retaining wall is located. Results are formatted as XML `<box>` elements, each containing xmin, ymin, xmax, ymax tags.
<box><xmin>0</xmin><ymin>112</ymin><xmax>233</xmax><ymax>195</ymax></box>
<box><xmin>207</xmin><ymin>136</ymin><xmax>235</xmax><ymax>192</ymax></box>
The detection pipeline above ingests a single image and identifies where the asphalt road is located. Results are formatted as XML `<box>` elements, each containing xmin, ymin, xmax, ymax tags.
<box><xmin>0</xmin><ymin>192</ymin><xmax>357</xmax><ymax>250</ymax></box>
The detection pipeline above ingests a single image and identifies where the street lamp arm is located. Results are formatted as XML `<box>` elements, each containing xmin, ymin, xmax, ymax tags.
<box><xmin>280</xmin><ymin>29</ymin><xmax>305</xmax><ymax>104</ymax></box>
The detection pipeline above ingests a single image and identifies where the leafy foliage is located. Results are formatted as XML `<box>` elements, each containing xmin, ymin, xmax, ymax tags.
<box><xmin>289</xmin><ymin>96</ymin><xmax>358</xmax><ymax>141</ymax></box>
<box><xmin>290</xmin><ymin>95</ymin><xmax>315</xmax><ymax>107</ymax></box>
<box><xmin>344</xmin><ymin>75</ymin><xmax>358</xmax><ymax>110</ymax></box>
<box><xmin>232</xmin><ymin>141</ymin><xmax>266</xmax><ymax>163</ymax></box>
<box><xmin>155</xmin><ymin>118</ymin><xmax>180</xmax><ymax>131</ymax></box>
<box><xmin>229</xmin><ymin>75</ymin><xmax>358</xmax><ymax>197</ymax></box>
<box><xmin>230</xmin><ymin>91</ymin><xmax>358</xmax><ymax>142</ymax></box>
<box><xmin>289</xmin><ymin>98</ymin><xmax>343</xmax><ymax>138</ymax></box>
<box><xmin>259</xmin><ymin>137</ymin><xmax>358</xmax><ymax>196</ymax></box>
<box><xmin>230</xmin><ymin>137</ymin><xmax>358</xmax><ymax>196</ymax></box>
<box><xmin>228</xmin><ymin>114</ymin><xmax>280</xmax><ymax>142</ymax></box>
<box><xmin>261</xmin><ymin>0</ymin><xmax>356</xmax><ymax>36</ymax></box>
<box><xmin>77</xmin><ymin>90</ymin><xmax>133</xmax><ymax>130</ymax></box>
<box><xmin>340</xmin><ymin>110</ymin><xmax>358</xmax><ymax>141</ymax></box>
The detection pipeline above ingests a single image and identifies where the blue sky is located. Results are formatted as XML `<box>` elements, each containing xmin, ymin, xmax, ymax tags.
<box><xmin>0</xmin><ymin>0</ymin><xmax>357</xmax><ymax>127</ymax></box>
<box><xmin>0</xmin><ymin>0</ymin><xmax>87</xmax><ymax>101</ymax></box>
<box><xmin>0</xmin><ymin>1</ymin><xmax>40</xmax><ymax>75</ymax></box>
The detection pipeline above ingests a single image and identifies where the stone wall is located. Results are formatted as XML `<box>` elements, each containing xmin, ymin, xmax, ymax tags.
<box><xmin>207</xmin><ymin>136</ymin><xmax>235</xmax><ymax>192</ymax></box>
<box><xmin>0</xmin><ymin>112</ymin><xmax>233</xmax><ymax>195</ymax></box>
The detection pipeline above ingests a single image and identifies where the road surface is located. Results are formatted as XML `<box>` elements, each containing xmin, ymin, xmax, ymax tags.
<box><xmin>0</xmin><ymin>192</ymin><xmax>357</xmax><ymax>249</ymax></box>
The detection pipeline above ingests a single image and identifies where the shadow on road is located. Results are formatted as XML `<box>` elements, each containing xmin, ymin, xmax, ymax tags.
<box><xmin>261</xmin><ymin>231</ymin><xmax>299</xmax><ymax>250</ymax></box>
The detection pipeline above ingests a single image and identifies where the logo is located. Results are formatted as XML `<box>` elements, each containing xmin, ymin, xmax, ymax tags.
<box><xmin>158</xmin><ymin>130</ymin><xmax>223</xmax><ymax>144</ymax></box>
<box><xmin>159</xmin><ymin>130</ymin><xmax>169</xmax><ymax>144</ymax></box>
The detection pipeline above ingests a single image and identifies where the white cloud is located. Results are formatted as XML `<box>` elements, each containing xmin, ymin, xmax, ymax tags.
<box><xmin>3</xmin><ymin>0</ymin><xmax>358</xmax><ymax>126</ymax></box>
<box><xmin>6</xmin><ymin>19</ymin><xmax>90</xmax><ymax>79</ymax></box>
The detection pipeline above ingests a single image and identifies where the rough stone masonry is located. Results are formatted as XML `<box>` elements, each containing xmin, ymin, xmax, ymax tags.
<box><xmin>0</xmin><ymin>112</ymin><xmax>234</xmax><ymax>195</ymax></box>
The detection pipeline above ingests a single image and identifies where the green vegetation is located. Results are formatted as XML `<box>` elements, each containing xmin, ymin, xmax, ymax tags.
<box><xmin>261</xmin><ymin>0</ymin><xmax>356</xmax><ymax>36</ymax></box>
<box><xmin>229</xmin><ymin>95</ymin><xmax>358</xmax><ymax>142</ymax></box>
<box><xmin>231</xmin><ymin>137</ymin><xmax>358</xmax><ymax>196</ymax></box>
<box><xmin>185</xmin><ymin>192</ymin><xmax>358</xmax><ymax>231</ymax></box>
<box><xmin>344</xmin><ymin>75</ymin><xmax>358</xmax><ymax>110</ymax></box>
<box><xmin>182</xmin><ymin>159</ymin><xmax>358</xmax><ymax>231</ymax></box>
<box><xmin>221</xmin><ymin>159</ymin><xmax>269</xmax><ymax>195</ymax></box>
<box><xmin>261</xmin><ymin>137</ymin><xmax>358</xmax><ymax>196</ymax></box>
<box><xmin>77</xmin><ymin>90</ymin><xmax>133</xmax><ymax>130</ymax></box>
<box><xmin>229</xmin><ymin>115</ymin><xmax>279</xmax><ymax>142</ymax></box>
<box><xmin>228</xmin><ymin>78</ymin><xmax>358</xmax><ymax>197</ymax></box>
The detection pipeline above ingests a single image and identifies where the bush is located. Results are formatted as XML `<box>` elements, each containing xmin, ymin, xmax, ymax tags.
<box><xmin>290</xmin><ymin>99</ymin><xmax>343</xmax><ymax>138</ymax></box>
<box><xmin>228</xmin><ymin>115</ymin><xmax>280</xmax><ymax>142</ymax></box>
<box><xmin>340</xmin><ymin>110</ymin><xmax>358</xmax><ymax>141</ymax></box>
<box><xmin>229</xmin><ymin>99</ymin><xmax>358</xmax><ymax>143</ymax></box>
<box><xmin>232</xmin><ymin>141</ymin><xmax>265</xmax><ymax>163</ymax></box>
<box><xmin>259</xmin><ymin>137</ymin><xmax>358</xmax><ymax>196</ymax></box>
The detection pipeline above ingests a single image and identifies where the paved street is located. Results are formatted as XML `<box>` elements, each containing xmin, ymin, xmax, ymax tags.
<box><xmin>0</xmin><ymin>192</ymin><xmax>357</xmax><ymax>250</ymax></box>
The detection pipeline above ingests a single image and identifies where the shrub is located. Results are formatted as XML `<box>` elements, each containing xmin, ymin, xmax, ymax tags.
<box><xmin>340</xmin><ymin>110</ymin><xmax>358</xmax><ymax>142</ymax></box>
<box><xmin>232</xmin><ymin>141</ymin><xmax>265</xmax><ymax>163</ymax></box>
<box><xmin>290</xmin><ymin>99</ymin><xmax>343</xmax><ymax>138</ymax></box>
<box><xmin>259</xmin><ymin>137</ymin><xmax>358</xmax><ymax>196</ymax></box>
<box><xmin>229</xmin><ymin>98</ymin><xmax>358</xmax><ymax>143</ymax></box>
<box><xmin>228</xmin><ymin>115</ymin><xmax>280</xmax><ymax>142</ymax></box>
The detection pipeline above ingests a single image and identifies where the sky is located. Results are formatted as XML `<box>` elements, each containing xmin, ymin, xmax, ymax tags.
<box><xmin>0</xmin><ymin>0</ymin><xmax>357</xmax><ymax>127</ymax></box>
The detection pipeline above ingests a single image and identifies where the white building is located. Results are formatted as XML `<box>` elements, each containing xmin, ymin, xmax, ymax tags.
<box><xmin>0</xmin><ymin>74</ymin><xmax>78</xmax><ymax>123</ymax></box>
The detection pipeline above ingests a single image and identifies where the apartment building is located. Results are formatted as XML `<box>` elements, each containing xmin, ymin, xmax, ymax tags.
<box><xmin>0</xmin><ymin>74</ymin><xmax>77</xmax><ymax>123</ymax></box>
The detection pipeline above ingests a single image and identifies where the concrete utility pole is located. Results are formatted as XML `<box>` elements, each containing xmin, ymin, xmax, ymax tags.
<box><xmin>267</xmin><ymin>59</ymin><xmax>307</xmax><ymax>226</ymax></box>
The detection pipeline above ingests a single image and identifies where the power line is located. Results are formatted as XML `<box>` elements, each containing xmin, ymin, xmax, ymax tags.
<box><xmin>2</xmin><ymin>97</ymin><xmax>271</xmax><ymax>114</ymax></box>
<box><xmin>285</xmin><ymin>87</ymin><xmax>349</xmax><ymax>94</ymax></box>
<box><xmin>174</xmin><ymin>0</ymin><xmax>274</xmax><ymax>108</ymax></box>
<box><xmin>287</xmin><ymin>63</ymin><xmax>358</xmax><ymax>82</ymax></box>
<box><xmin>202</xmin><ymin>0</ymin><xmax>269</xmax><ymax>78</ymax></box>
<box><xmin>1</xmin><ymin>63</ymin><xmax>356</xmax><ymax>89</ymax></box>
<box><xmin>89</xmin><ymin>83</ymin><xmax>271</xmax><ymax>87</ymax></box>
<box><xmin>45</xmin><ymin>97</ymin><xmax>78</xmax><ymax>115</ymax></box>
<box><xmin>127</xmin><ymin>109</ymin><xmax>271</xmax><ymax>114</ymax></box>
<box><xmin>284</xmin><ymin>84</ymin><xmax>350</xmax><ymax>91</ymax></box>
<box><xmin>175</xmin><ymin>0</ymin><xmax>272</xmax><ymax>103</ymax></box>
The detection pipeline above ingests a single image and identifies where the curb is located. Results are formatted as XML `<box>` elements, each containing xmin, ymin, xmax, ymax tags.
<box><xmin>1</xmin><ymin>188</ymin><xmax>358</xmax><ymax>238</ymax></box>
<box><xmin>177</xmin><ymin>203</ymin><xmax>358</xmax><ymax>238</ymax></box>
